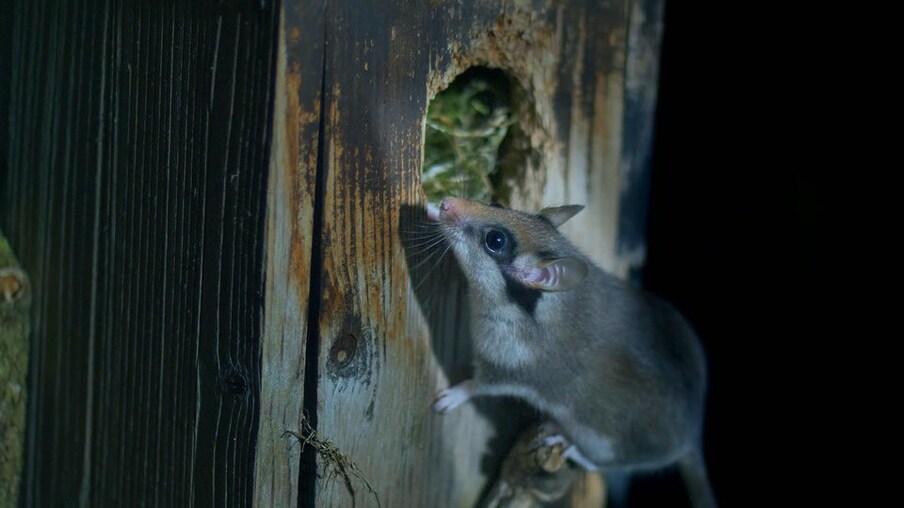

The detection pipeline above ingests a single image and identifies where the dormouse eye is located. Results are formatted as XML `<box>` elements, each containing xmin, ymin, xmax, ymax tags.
<box><xmin>489</xmin><ymin>202</ymin><xmax>504</xmax><ymax>209</ymax></box>
<box><xmin>484</xmin><ymin>230</ymin><xmax>507</xmax><ymax>253</ymax></box>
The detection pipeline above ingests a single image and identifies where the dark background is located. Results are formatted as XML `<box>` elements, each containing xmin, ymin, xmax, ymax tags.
<box><xmin>638</xmin><ymin>1</ymin><xmax>826</xmax><ymax>506</ymax></box>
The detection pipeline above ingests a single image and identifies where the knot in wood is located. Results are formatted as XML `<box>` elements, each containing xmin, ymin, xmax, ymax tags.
<box><xmin>329</xmin><ymin>333</ymin><xmax>358</xmax><ymax>368</ymax></box>
<box><xmin>223</xmin><ymin>370</ymin><xmax>249</xmax><ymax>395</ymax></box>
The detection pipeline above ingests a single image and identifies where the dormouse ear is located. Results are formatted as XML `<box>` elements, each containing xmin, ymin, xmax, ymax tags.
<box><xmin>517</xmin><ymin>257</ymin><xmax>589</xmax><ymax>292</ymax></box>
<box><xmin>539</xmin><ymin>205</ymin><xmax>584</xmax><ymax>228</ymax></box>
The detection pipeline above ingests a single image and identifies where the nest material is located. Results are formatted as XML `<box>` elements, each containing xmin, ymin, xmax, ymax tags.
<box><xmin>422</xmin><ymin>69</ymin><xmax>515</xmax><ymax>204</ymax></box>
<box><xmin>285</xmin><ymin>416</ymin><xmax>381</xmax><ymax>508</ymax></box>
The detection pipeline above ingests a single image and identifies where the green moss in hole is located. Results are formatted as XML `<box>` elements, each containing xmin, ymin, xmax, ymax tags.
<box><xmin>422</xmin><ymin>68</ymin><xmax>514</xmax><ymax>204</ymax></box>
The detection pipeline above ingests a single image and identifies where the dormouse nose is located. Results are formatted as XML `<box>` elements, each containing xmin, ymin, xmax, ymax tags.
<box><xmin>438</xmin><ymin>197</ymin><xmax>469</xmax><ymax>223</ymax></box>
<box><xmin>440</xmin><ymin>197</ymin><xmax>467</xmax><ymax>213</ymax></box>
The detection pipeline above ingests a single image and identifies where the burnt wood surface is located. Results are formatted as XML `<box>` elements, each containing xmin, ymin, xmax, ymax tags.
<box><xmin>2</xmin><ymin>1</ymin><xmax>278</xmax><ymax>505</ymax></box>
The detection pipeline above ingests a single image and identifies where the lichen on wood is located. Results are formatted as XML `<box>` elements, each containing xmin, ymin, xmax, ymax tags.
<box><xmin>0</xmin><ymin>231</ymin><xmax>31</xmax><ymax>507</ymax></box>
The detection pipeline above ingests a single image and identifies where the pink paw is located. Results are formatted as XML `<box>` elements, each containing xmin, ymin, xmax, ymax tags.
<box><xmin>431</xmin><ymin>382</ymin><xmax>473</xmax><ymax>413</ymax></box>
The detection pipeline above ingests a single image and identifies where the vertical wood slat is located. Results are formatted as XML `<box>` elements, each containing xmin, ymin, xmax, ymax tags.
<box><xmin>313</xmin><ymin>0</ymin><xmax>436</xmax><ymax>504</ymax></box>
<box><xmin>1</xmin><ymin>1</ymin><xmax>279</xmax><ymax>505</ymax></box>
<box><xmin>253</xmin><ymin>1</ymin><xmax>325</xmax><ymax>505</ymax></box>
<box><xmin>300</xmin><ymin>1</ymin><xmax>633</xmax><ymax>506</ymax></box>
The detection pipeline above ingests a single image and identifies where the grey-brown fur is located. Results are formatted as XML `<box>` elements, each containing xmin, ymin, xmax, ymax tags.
<box><xmin>430</xmin><ymin>197</ymin><xmax>716</xmax><ymax>507</ymax></box>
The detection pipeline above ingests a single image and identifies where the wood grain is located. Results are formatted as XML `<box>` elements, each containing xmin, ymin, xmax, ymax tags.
<box><xmin>300</xmin><ymin>1</ymin><xmax>636</xmax><ymax>506</ymax></box>
<box><xmin>2</xmin><ymin>1</ymin><xmax>278</xmax><ymax>505</ymax></box>
<box><xmin>0</xmin><ymin>0</ymin><xmax>663</xmax><ymax>505</ymax></box>
<box><xmin>253</xmin><ymin>2</ymin><xmax>324</xmax><ymax>506</ymax></box>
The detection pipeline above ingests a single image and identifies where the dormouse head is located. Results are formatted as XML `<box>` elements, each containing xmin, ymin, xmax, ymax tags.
<box><xmin>431</xmin><ymin>197</ymin><xmax>589</xmax><ymax>305</ymax></box>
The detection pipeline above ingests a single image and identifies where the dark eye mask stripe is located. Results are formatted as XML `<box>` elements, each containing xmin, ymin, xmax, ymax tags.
<box><xmin>503</xmin><ymin>271</ymin><xmax>541</xmax><ymax>317</ymax></box>
<box><xmin>475</xmin><ymin>225</ymin><xmax>539</xmax><ymax>315</ymax></box>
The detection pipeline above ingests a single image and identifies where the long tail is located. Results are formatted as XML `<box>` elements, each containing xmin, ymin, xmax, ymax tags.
<box><xmin>602</xmin><ymin>470</ymin><xmax>631</xmax><ymax>508</ymax></box>
<box><xmin>678</xmin><ymin>448</ymin><xmax>718</xmax><ymax>508</ymax></box>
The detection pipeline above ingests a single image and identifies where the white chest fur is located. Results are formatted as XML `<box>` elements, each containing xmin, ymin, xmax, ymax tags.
<box><xmin>470</xmin><ymin>294</ymin><xmax>537</xmax><ymax>369</ymax></box>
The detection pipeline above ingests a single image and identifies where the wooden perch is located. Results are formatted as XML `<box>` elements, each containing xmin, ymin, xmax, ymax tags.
<box><xmin>483</xmin><ymin>424</ymin><xmax>605</xmax><ymax>508</ymax></box>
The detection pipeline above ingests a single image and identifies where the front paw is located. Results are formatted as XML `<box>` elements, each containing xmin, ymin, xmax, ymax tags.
<box><xmin>431</xmin><ymin>381</ymin><xmax>473</xmax><ymax>413</ymax></box>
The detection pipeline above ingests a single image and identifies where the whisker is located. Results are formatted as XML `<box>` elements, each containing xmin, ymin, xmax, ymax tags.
<box><xmin>406</xmin><ymin>247</ymin><xmax>445</xmax><ymax>262</ymax></box>
<box><xmin>402</xmin><ymin>224</ymin><xmax>440</xmax><ymax>232</ymax></box>
<box><xmin>402</xmin><ymin>232</ymin><xmax>445</xmax><ymax>243</ymax></box>
<box><xmin>404</xmin><ymin>235</ymin><xmax>448</xmax><ymax>254</ymax></box>
<box><xmin>409</xmin><ymin>246</ymin><xmax>446</xmax><ymax>273</ymax></box>
<box><xmin>401</xmin><ymin>226</ymin><xmax>444</xmax><ymax>238</ymax></box>
<box><xmin>404</xmin><ymin>219</ymin><xmax>441</xmax><ymax>230</ymax></box>
<box><xmin>413</xmin><ymin>245</ymin><xmax>452</xmax><ymax>293</ymax></box>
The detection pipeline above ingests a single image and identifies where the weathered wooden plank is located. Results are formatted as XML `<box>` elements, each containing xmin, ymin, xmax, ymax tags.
<box><xmin>309</xmin><ymin>1</ymin><xmax>448</xmax><ymax>502</ymax></box>
<box><xmin>2</xmin><ymin>1</ymin><xmax>278</xmax><ymax>505</ymax></box>
<box><xmin>305</xmin><ymin>1</ymin><xmax>631</xmax><ymax>506</ymax></box>
<box><xmin>253</xmin><ymin>1</ymin><xmax>325</xmax><ymax>506</ymax></box>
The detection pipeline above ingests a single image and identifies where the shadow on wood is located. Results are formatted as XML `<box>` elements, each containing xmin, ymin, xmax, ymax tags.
<box><xmin>399</xmin><ymin>203</ymin><xmax>542</xmax><ymax>505</ymax></box>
